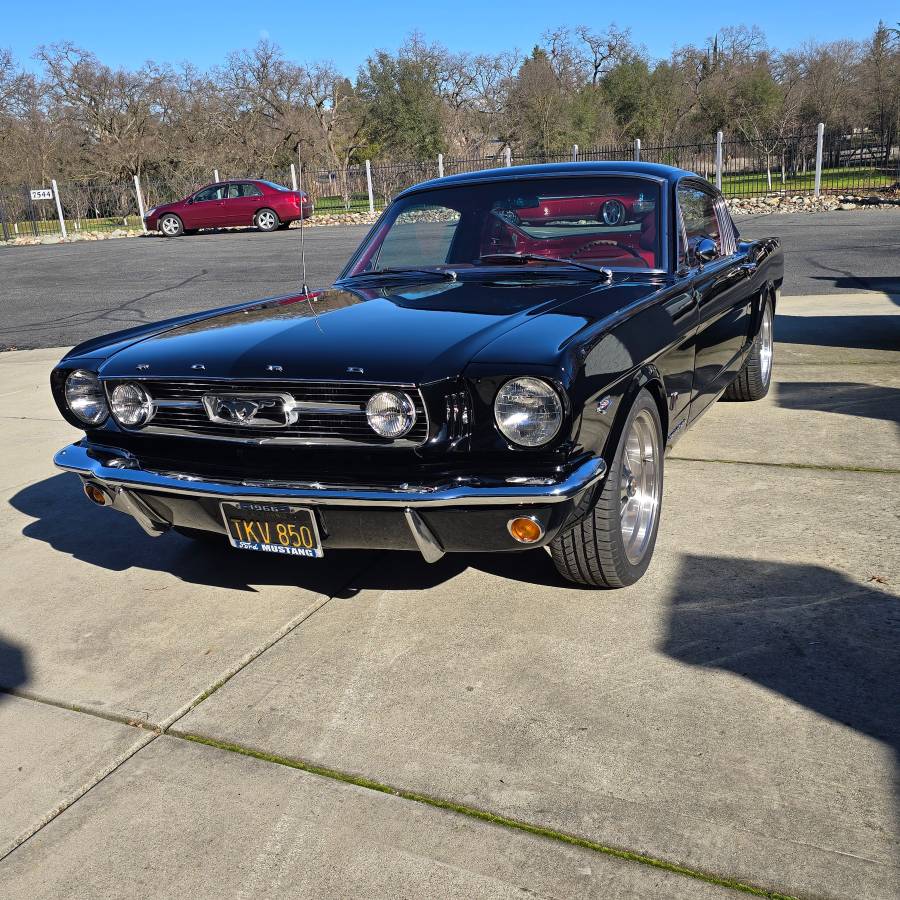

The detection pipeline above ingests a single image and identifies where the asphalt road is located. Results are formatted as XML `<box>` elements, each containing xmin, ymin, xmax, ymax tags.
<box><xmin>1</xmin><ymin>211</ymin><xmax>897</xmax><ymax>350</ymax></box>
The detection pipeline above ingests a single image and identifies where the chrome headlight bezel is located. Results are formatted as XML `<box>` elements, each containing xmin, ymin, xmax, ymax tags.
<box><xmin>64</xmin><ymin>369</ymin><xmax>109</xmax><ymax>426</ymax></box>
<box><xmin>109</xmin><ymin>382</ymin><xmax>155</xmax><ymax>428</ymax></box>
<box><xmin>366</xmin><ymin>390</ymin><xmax>416</xmax><ymax>439</ymax></box>
<box><xmin>494</xmin><ymin>376</ymin><xmax>564</xmax><ymax>448</ymax></box>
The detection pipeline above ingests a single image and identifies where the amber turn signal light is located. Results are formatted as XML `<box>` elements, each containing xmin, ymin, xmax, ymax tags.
<box><xmin>507</xmin><ymin>516</ymin><xmax>544</xmax><ymax>544</ymax></box>
<box><xmin>83</xmin><ymin>483</ymin><xmax>110</xmax><ymax>506</ymax></box>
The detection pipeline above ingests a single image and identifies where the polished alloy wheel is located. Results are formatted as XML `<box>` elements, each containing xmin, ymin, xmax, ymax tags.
<box><xmin>619</xmin><ymin>408</ymin><xmax>661</xmax><ymax>565</ymax></box>
<box><xmin>257</xmin><ymin>210</ymin><xmax>277</xmax><ymax>230</ymax></box>
<box><xmin>759</xmin><ymin>302</ymin><xmax>774</xmax><ymax>385</ymax></box>
<box><xmin>161</xmin><ymin>216</ymin><xmax>180</xmax><ymax>236</ymax></box>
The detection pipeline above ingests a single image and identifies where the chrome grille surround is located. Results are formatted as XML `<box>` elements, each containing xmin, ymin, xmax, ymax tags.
<box><xmin>102</xmin><ymin>378</ymin><xmax>429</xmax><ymax>447</ymax></box>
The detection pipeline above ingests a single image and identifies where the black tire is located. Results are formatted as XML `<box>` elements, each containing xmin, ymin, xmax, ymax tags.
<box><xmin>159</xmin><ymin>214</ymin><xmax>184</xmax><ymax>237</ymax></box>
<box><xmin>550</xmin><ymin>389</ymin><xmax>664</xmax><ymax>588</ymax></box>
<box><xmin>723</xmin><ymin>294</ymin><xmax>774</xmax><ymax>401</ymax></box>
<box><xmin>255</xmin><ymin>208</ymin><xmax>280</xmax><ymax>232</ymax></box>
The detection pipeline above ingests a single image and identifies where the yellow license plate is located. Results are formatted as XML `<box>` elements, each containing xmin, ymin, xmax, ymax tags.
<box><xmin>220</xmin><ymin>502</ymin><xmax>323</xmax><ymax>557</ymax></box>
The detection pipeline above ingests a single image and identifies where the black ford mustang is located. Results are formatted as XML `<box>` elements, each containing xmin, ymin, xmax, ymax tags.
<box><xmin>52</xmin><ymin>162</ymin><xmax>782</xmax><ymax>587</ymax></box>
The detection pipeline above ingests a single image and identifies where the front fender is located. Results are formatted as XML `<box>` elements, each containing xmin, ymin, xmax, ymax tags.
<box><xmin>575</xmin><ymin>364</ymin><xmax>668</xmax><ymax>466</ymax></box>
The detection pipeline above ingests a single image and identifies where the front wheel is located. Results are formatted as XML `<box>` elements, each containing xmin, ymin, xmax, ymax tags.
<box><xmin>550</xmin><ymin>389</ymin><xmax>664</xmax><ymax>588</ymax></box>
<box><xmin>255</xmin><ymin>208</ymin><xmax>280</xmax><ymax>232</ymax></box>
<box><xmin>159</xmin><ymin>214</ymin><xmax>183</xmax><ymax>237</ymax></box>
<box><xmin>723</xmin><ymin>294</ymin><xmax>774</xmax><ymax>401</ymax></box>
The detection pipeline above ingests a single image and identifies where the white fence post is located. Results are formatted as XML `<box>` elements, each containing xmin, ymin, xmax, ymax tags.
<box><xmin>290</xmin><ymin>163</ymin><xmax>298</xmax><ymax>191</ymax></box>
<box><xmin>133</xmin><ymin>174</ymin><xmax>147</xmax><ymax>233</ymax></box>
<box><xmin>503</xmin><ymin>146</ymin><xmax>512</xmax><ymax>167</ymax></box>
<box><xmin>814</xmin><ymin>122</ymin><xmax>825</xmax><ymax>198</ymax></box>
<box><xmin>437</xmin><ymin>153</ymin><xmax>444</xmax><ymax>178</ymax></box>
<box><xmin>572</xmin><ymin>144</ymin><xmax>579</xmax><ymax>162</ymax></box>
<box><xmin>51</xmin><ymin>179</ymin><xmax>67</xmax><ymax>239</ymax></box>
<box><xmin>715</xmin><ymin>131</ymin><xmax>723</xmax><ymax>190</ymax></box>
<box><xmin>213</xmin><ymin>169</ymin><xmax>219</xmax><ymax>183</ymax></box>
<box><xmin>365</xmin><ymin>159</ymin><xmax>375</xmax><ymax>215</ymax></box>
<box><xmin>633</xmin><ymin>139</ymin><xmax>641</xmax><ymax>162</ymax></box>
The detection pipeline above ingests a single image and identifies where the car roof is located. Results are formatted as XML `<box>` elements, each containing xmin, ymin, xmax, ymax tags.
<box><xmin>395</xmin><ymin>161</ymin><xmax>700</xmax><ymax>200</ymax></box>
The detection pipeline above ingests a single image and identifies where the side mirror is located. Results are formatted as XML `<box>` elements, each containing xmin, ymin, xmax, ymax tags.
<box><xmin>694</xmin><ymin>237</ymin><xmax>718</xmax><ymax>264</ymax></box>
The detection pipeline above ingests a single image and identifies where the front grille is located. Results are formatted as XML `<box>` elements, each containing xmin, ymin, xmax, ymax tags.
<box><xmin>104</xmin><ymin>378</ymin><xmax>429</xmax><ymax>447</ymax></box>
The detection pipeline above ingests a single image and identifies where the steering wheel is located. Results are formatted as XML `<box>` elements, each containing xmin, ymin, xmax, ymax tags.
<box><xmin>569</xmin><ymin>238</ymin><xmax>647</xmax><ymax>265</ymax></box>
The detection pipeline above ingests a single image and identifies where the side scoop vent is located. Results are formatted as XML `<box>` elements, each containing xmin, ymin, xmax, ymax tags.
<box><xmin>445</xmin><ymin>390</ymin><xmax>473</xmax><ymax>442</ymax></box>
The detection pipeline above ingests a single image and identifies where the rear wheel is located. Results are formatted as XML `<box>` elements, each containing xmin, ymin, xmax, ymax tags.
<box><xmin>159</xmin><ymin>214</ymin><xmax>183</xmax><ymax>237</ymax></box>
<box><xmin>255</xmin><ymin>208</ymin><xmax>279</xmax><ymax>232</ymax></box>
<box><xmin>550</xmin><ymin>389</ymin><xmax>663</xmax><ymax>588</ymax></box>
<box><xmin>723</xmin><ymin>294</ymin><xmax>774</xmax><ymax>401</ymax></box>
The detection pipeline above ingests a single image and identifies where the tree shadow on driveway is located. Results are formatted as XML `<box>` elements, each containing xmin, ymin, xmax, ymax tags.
<box><xmin>0</xmin><ymin>636</ymin><xmax>28</xmax><ymax>698</ymax></box>
<box><xmin>775</xmin><ymin>312</ymin><xmax>900</xmax><ymax>352</ymax></box>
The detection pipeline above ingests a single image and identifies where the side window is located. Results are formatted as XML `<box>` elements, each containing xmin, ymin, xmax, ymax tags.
<box><xmin>194</xmin><ymin>185</ymin><xmax>225</xmax><ymax>203</ymax></box>
<box><xmin>228</xmin><ymin>183</ymin><xmax>262</xmax><ymax>198</ymax></box>
<box><xmin>372</xmin><ymin>205</ymin><xmax>461</xmax><ymax>270</ymax></box>
<box><xmin>677</xmin><ymin>185</ymin><xmax>721</xmax><ymax>265</ymax></box>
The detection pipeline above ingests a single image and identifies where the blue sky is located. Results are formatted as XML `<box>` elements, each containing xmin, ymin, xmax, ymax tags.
<box><xmin>4</xmin><ymin>0</ymin><xmax>896</xmax><ymax>75</ymax></box>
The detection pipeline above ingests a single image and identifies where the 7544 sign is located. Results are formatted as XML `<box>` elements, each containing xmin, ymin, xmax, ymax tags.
<box><xmin>30</xmin><ymin>188</ymin><xmax>54</xmax><ymax>201</ymax></box>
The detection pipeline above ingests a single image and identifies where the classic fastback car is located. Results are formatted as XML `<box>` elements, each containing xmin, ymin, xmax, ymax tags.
<box><xmin>52</xmin><ymin>162</ymin><xmax>782</xmax><ymax>588</ymax></box>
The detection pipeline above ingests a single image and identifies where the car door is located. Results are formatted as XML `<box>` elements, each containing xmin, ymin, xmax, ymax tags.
<box><xmin>184</xmin><ymin>184</ymin><xmax>228</xmax><ymax>228</ymax></box>
<box><xmin>678</xmin><ymin>181</ymin><xmax>753</xmax><ymax>421</ymax></box>
<box><xmin>221</xmin><ymin>182</ymin><xmax>262</xmax><ymax>226</ymax></box>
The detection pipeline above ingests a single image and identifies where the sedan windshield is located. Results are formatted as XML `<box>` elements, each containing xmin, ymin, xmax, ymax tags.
<box><xmin>343</xmin><ymin>176</ymin><xmax>662</xmax><ymax>277</ymax></box>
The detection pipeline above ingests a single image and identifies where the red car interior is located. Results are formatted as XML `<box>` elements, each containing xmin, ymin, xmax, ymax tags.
<box><xmin>481</xmin><ymin>195</ymin><xmax>658</xmax><ymax>268</ymax></box>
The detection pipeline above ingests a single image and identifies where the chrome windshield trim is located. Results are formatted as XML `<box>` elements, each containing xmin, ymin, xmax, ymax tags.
<box><xmin>54</xmin><ymin>442</ymin><xmax>606</xmax><ymax>508</ymax></box>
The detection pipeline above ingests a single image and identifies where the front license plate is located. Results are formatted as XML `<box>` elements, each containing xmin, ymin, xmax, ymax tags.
<box><xmin>220</xmin><ymin>502</ymin><xmax>323</xmax><ymax>558</ymax></box>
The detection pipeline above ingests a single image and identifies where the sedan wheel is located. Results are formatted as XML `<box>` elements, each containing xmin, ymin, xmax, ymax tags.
<box><xmin>256</xmin><ymin>209</ymin><xmax>279</xmax><ymax>232</ymax></box>
<box><xmin>159</xmin><ymin>214</ymin><xmax>183</xmax><ymax>237</ymax></box>
<box><xmin>550</xmin><ymin>388</ymin><xmax>663</xmax><ymax>588</ymax></box>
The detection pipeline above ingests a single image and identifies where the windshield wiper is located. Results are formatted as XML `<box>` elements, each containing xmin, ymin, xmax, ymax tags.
<box><xmin>349</xmin><ymin>267</ymin><xmax>458</xmax><ymax>281</ymax></box>
<box><xmin>479</xmin><ymin>253</ymin><xmax>612</xmax><ymax>280</ymax></box>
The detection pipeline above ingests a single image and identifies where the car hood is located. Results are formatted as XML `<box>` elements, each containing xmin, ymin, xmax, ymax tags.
<box><xmin>97</xmin><ymin>278</ymin><xmax>633</xmax><ymax>384</ymax></box>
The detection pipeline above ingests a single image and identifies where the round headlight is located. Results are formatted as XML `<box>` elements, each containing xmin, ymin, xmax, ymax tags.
<box><xmin>64</xmin><ymin>369</ymin><xmax>108</xmax><ymax>426</ymax></box>
<box><xmin>366</xmin><ymin>391</ymin><xmax>416</xmax><ymax>439</ymax></box>
<box><xmin>495</xmin><ymin>377</ymin><xmax>563</xmax><ymax>447</ymax></box>
<box><xmin>110</xmin><ymin>382</ymin><xmax>154</xmax><ymax>427</ymax></box>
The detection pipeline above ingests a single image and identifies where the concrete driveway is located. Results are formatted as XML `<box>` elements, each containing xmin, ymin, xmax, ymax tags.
<box><xmin>0</xmin><ymin>292</ymin><xmax>897</xmax><ymax>899</ymax></box>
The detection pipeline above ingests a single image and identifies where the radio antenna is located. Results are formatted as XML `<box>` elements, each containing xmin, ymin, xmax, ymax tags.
<box><xmin>297</xmin><ymin>161</ymin><xmax>322</xmax><ymax>331</ymax></box>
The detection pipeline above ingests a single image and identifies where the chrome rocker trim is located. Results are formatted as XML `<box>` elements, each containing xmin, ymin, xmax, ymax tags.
<box><xmin>55</xmin><ymin>442</ymin><xmax>606</xmax><ymax>509</ymax></box>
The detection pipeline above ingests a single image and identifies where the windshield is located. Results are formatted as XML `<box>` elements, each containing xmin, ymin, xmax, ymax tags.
<box><xmin>343</xmin><ymin>176</ymin><xmax>663</xmax><ymax>277</ymax></box>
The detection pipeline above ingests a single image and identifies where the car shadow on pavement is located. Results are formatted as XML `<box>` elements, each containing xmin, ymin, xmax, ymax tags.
<box><xmin>10</xmin><ymin>473</ymin><xmax>577</xmax><ymax>596</ymax></box>
<box><xmin>0</xmin><ymin>635</ymin><xmax>28</xmax><ymax>698</ymax></box>
<box><xmin>775</xmin><ymin>381</ymin><xmax>900</xmax><ymax>430</ymax></box>
<box><xmin>8</xmin><ymin>473</ymin><xmax>495</xmax><ymax>596</ymax></box>
<box><xmin>661</xmin><ymin>553</ymin><xmax>899</xmax><ymax>833</ymax></box>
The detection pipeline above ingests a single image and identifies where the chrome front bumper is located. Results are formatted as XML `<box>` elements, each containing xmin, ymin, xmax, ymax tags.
<box><xmin>54</xmin><ymin>442</ymin><xmax>607</xmax><ymax>561</ymax></box>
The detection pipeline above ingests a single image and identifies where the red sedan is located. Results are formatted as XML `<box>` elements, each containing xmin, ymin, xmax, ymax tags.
<box><xmin>144</xmin><ymin>179</ymin><xmax>313</xmax><ymax>237</ymax></box>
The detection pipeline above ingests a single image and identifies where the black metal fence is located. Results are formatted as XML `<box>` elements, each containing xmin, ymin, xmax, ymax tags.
<box><xmin>2</xmin><ymin>128</ymin><xmax>897</xmax><ymax>240</ymax></box>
